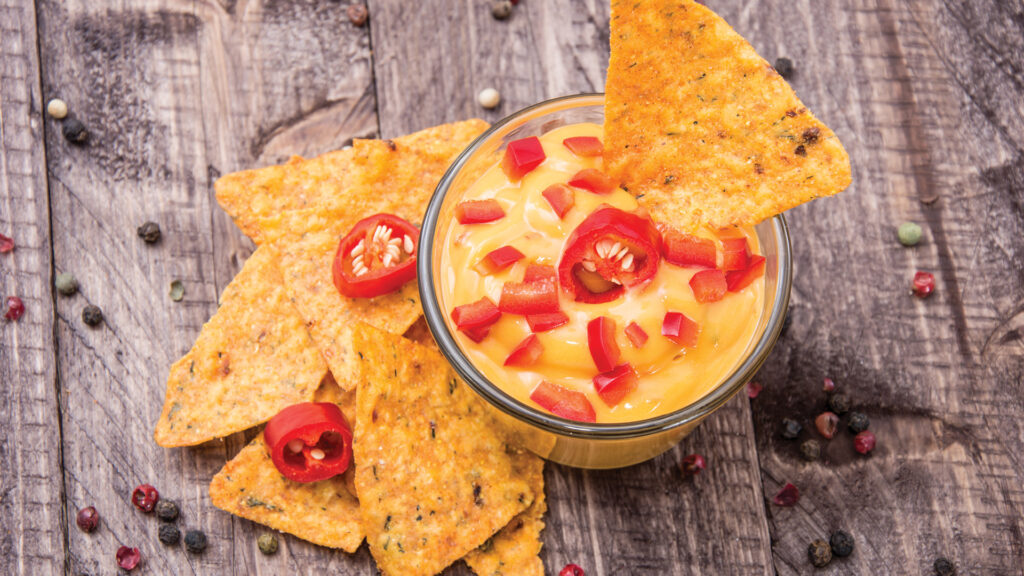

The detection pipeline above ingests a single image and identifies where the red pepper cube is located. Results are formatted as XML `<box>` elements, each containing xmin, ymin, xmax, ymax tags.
<box><xmin>689</xmin><ymin>269</ymin><xmax>727</xmax><ymax>303</ymax></box>
<box><xmin>562</xmin><ymin>136</ymin><xmax>604</xmax><ymax>157</ymax></box>
<box><xmin>526</xmin><ymin>311</ymin><xmax>569</xmax><ymax>333</ymax></box>
<box><xmin>499</xmin><ymin>279</ymin><xmax>560</xmax><ymax>315</ymax></box>
<box><xmin>662</xmin><ymin>227</ymin><xmax>716</xmax><ymax>268</ymax></box>
<box><xmin>587</xmin><ymin>316</ymin><xmax>620</xmax><ymax>372</ymax></box>
<box><xmin>593</xmin><ymin>363</ymin><xmax>639</xmax><ymax>407</ymax></box>
<box><xmin>451</xmin><ymin>297</ymin><xmax>502</xmax><ymax>330</ymax></box>
<box><xmin>719</xmin><ymin>236</ymin><xmax>749</xmax><ymax>271</ymax></box>
<box><xmin>541</xmin><ymin>183</ymin><xmax>575</xmax><ymax>219</ymax></box>
<box><xmin>474</xmin><ymin>245</ymin><xmax>525</xmax><ymax>276</ymax></box>
<box><xmin>568</xmin><ymin>168</ymin><xmax>617</xmax><ymax>195</ymax></box>
<box><xmin>455</xmin><ymin>199</ymin><xmax>505</xmax><ymax>225</ymax></box>
<box><xmin>462</xmin><ymin>324</ymin><xmax>491</xmax><ymax>343</ymax></box>
<box><xmin>529</xmin><ymin>381</ymin><xmax>596</xmax><ymax>422</ymax></box>
<box><xmin>505</xmin><ymin>334</ymin><xmax>544</xmax><ymax>367</ymax></box>
<box><xmin>662</xmin><ymin>311</ymin><xmax>700</xmax><ymax>348</ymax></box>
<box><xmin>624</xmin><ymin>321</ymin><xmax>648</xmax><ymax>348</ymax></box>
<box><xmin>502</xmin><ymin>136</ymin><xmax>546</xmax><ymax>180</ymax></box>
<box><xmin>726</xmin><ymin>255</ymin><xmax>766</xmax><ymax>291</ymax></box>
<box><xmin>522</xmin><ymin>263</ymin><xmax>557</xmax><ymax>284</ymax></box>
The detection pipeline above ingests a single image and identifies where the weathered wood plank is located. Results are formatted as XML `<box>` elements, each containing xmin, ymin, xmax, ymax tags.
<box><xmin>0</xmin><ymin>1</ymin><xmax>66</xmax><ymax>574</ymax></box>
<box><xmin>34</xmin><ymin>0</ymin><xmax>376</xmax><ymax>573</ymax></box>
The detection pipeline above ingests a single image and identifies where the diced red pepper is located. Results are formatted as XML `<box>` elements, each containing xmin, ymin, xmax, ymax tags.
<box><xmin>501</xmin><ymin>136</ymin><xmax>546</xmax><ymax>180</ymax></box>
<box><xmin>499</xmin><ymin>279</ymin><xmax>560</xmax><ymax>315</ymax></box>
<box><xmin>592</xmin><ymin>363</ymin><xmax>638</xmax><ymax>407</ymax></box>
<box><xmin>264</xmin><ymin>402</ymin><xmax>353</xmax><ymax>483</ymax></box>
<box><xmin>474</xmin><ymin>245</ymin><xmax>525</xmax><ymax>276</ymax></box>
<box><xmin>529</xmin><ymin>381</ymin><xmax>597</xmax><ymax>423</ymax></box>
<box><xmin>719</xmin><ymin>235</ymin><xmax>749</xmax><ymax>271</ymax></box>
<box><xmin>562</xmin><ymin>136</ymin><xmax>603</xmax><ymax>157</ymax></box>
<box><xmin>662</xmin><ymin>311</ymin><xmax>700</xmax><ymax>348</ymax></box>
<box><xmin>462</xmin><ymin>325</ymin><xmax>491</xmax><ymax>343</ymax></box>
<box><xmin>541</xmin><ymin>184</ymin><xmax>575</xmax><ymax>219</ymax></box>
<box><xmin>526</xmin><ymin>311</ymin><xmax>569</xmax><ymax>332</ymax></box>
<box><xmin>726</xmin><ymin>255</ymin><xmax>766</xmax><ymax>291</ymax></box>
<box><xmin>504</xmin><ymin>334</ymin><xmax>544</xmax><ymax>367</ymax></box>
<box><xmin>624</xmin><ymin>321</ymin><xmax>648</xmax><ymax>349</ymax></box>
<box><xmin>568</xmin><ymin>168</ymin><xmax>617</xmax><ymax>195</ymax></box>
<box><xmin>689</xmin><ymin>269</ymin><xmax>727</xmax><ymax>303</ymax></box>
<box><xmin>455</xmin><ymin>199</ymin><xmax>506</xmax><ymax>224</ymax></box>
<box><xmin>451</xmin><ymin>297</ymin><xmax>502</xmax><ymax>336</ymax></box>
<box><xmin>522</xmin><ymin>263</ymin><xmax>557</xmax><ymax>284</ymax></box>
<box><xmin>332</xmin><ymin>213</ymin><xmax>419</xmax><ymax>299</ymax></box>
<box><xmin>587</xmin><ymin>316</ymin><xmax>620</xmax><ymax>372</ymax></box>
<box><xmin>661</xmin><ymin>226</ymin><xmax>716</xmax><ymax>268</ymax></box>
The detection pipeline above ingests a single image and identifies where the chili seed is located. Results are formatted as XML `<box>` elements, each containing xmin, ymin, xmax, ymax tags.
<box><xmin>823</xmin><ymin>377</ymin><xmax>836</xmax><ymax>393</ymax></box>
<box><xmin>781</xmin><ymin>418</ymin><xmax>802</xmax><ymax>439</ymax></box>
<box><xmin>155</xmin><ymin>499</ymin><xmax>179</xmax><ymax>522</ymax></box>
<box><xmin>829</xmin><ymin>530</ymin><xmax>855</xmax><ymax>557</ymax></box>
<box><xmin>4</xmin><ymin>296</ymin><xmax>25</xmax><ymax>321</ymax></box>
<box><xmin>55</xmin><ymin>272</ymin><xmax>78</xmax><ymax>296</ymax></box>
<box><xmin>115</xmin><ymin>546</ymin><xmax>141</xmax><ymax>571</ymax></box>
<box><xmin>772</xmin><ymin>483</ymin><xmax>800</xmax><ymax>506</ymax></box>
<box><xmin>559</xmin><ymin>564</ymin><xmax>585</xmax><ymax>576</ymax></box>
<box><xmin>827</xmin><ymin>393</ymin><xmax>850</xmax><ymax>415</ymax></box>
<box><xmin>62</xmin><ymin>117</ymin><xmax>88</xmax><ymax>144</ymax></box>
<box><xmin>854</xmin><ymin>430</ymin><xmax>876</xmax><ymax>455</ymax></box>
<box><xmin>774</xmin><ymin>57</ymin><xmax>794</xmax><ymax>78</ymax></box>
<box><xmin>898</xmin><ymin>222</ymin><xmax>922</xmax><ymax>246</ymax></box>
<box><xmin>0</xmin><ymin>232</ymin><xmax>13</xmax><ymax>253</ymax></box>
<box><xmin>158</xmin><ymin>523</ymin><xmax>181</xmax><ymax>545</ymax></box>
<box><xmin>680</xmin><ymin>453</ymin><xmax>706</xmax><ymax>477</ymax></box>
<box><xmin>81</xmin><ymin>305</ymin><xmax>104</xmax><ymax>328</ymax></box>
<box><xmin>800</xmin><ymin>439</ymin><xmax>821</xmax><ymax>462</ymax></box>
<box><xmin>808</xmin><ymin>539</ymin><xmax>832</xmax><ymax>567</ymax></box>
<box><xmin>169</xmin><ymin>280</ymin><xmax>185</xmax><ymax>302</ymax></box>
<box><xmin>76</xmin><ymin>506</ymin><xmax>100</xmax><ymax>533</ymax></box>
<box><xmin>131</xmin><ymin>484</ymin><xmax>159</xmax><ymax>512</ymax></box>
<box><xmin>257</xmin><ymin>533</ymin><xmax>279</xmax><ymax>555</ymax></box>
<box><xmin>491</xmin><ymin>0</ymin><xmax>513</xmax><ymax>20</ymax></box>
<box><xmin>137</xmin><ymin>221</ymin><xmax>161</xmax><ymax>244</ymax></box>
<box><xmin>746</xmin><ymin>381</ymin><xmax>763</xmax><ymax>399</ymax></box>
<box><xmin>477</xmin><ymin>87</ymin><xmax>501</xmax><ymax>109</ymax></box>
<box><xmin>933</xmin><ymin>557</ymin><xmax>956</xmax><ymax>576</ymax></box>
<box><xmin>47</xmin><ymin>98</ymin><xmax>69</xmax><ymax>119</ymax></box>
<box><xmin>347</xmin><ymin>4</ymin><xmax>368</xmax><ymax>26</ymax></box>
<box><xmin>913</xmin><ymin>271</ymin><xmax>935</xmax><ymax>298</ymax></box>
<box><xmin>184</xmin><ymin>529</ymin><xmax>208</xmax><ymax>554</ymax></box>
<box><xmin>847</xmin><ymin>411</ymin><xmax>870</xmax><ymax>434</ymax></box>
<box><xmin>815</xmin><ymin>412</ymin><xmax>839</xmax><ymax>439</ymax></box>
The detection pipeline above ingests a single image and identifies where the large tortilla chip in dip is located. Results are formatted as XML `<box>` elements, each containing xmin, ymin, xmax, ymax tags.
<box><xmin>604</xmin><ymin>0</ymin><xmax>852</xmax><ymax>231</ymax></box>
<box><xmin>351</xmin><ymin>324</ymin><xmax>533</xmax><ymax>576</ymax></box>
<box><xmin>154</xmin><ymin>245</ymin><xmax>326</xmax><ymax>447</ymax></box>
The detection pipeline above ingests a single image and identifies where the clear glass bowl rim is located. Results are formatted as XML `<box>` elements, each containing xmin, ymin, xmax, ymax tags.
<box><xmin>418</xmin><ymin>93</ymin><xmax>792</xmax><ymax>440</ymax></box>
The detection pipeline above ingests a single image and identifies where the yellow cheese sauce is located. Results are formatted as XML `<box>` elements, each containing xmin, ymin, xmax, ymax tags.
<box><xmin>439</xmin><ymin>123</ymin><xmax>763</xmax><ymax>423</ymax></box>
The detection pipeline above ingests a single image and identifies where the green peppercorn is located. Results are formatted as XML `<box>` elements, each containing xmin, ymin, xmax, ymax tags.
<box><xmin>781</xmin><ymin>418</ymin><xmax>802</xmax><ymax>439</ymax></box>
<box><xmin>257</xmin><ymin>533</ymin><xmax>279</xmax><ymax>555</ymax></box>
<box><xmin>137</xmin><ymin>221</ymin><xmax>161</xmax><ymax>244</ymax></box>
<box><xmin>81</xmin><ymin>304</ymin><xmax>103</xmax><ymax>327</ymax></box>
<box><xmin>898</xmin><ymin>222</ymin><xmax>922</xmax><ymax>246</ymax></box>
<box><xmin>155</xmin><ymin>499</ymin><xmax>179</xmax><ymax>522</ymax></box>
<box><xmin>829</xmin><ymin>530</ymin><xmax>854</xmax><ymax>557</ymax></box>
<box><xmin>184</xmin><ymin>529</ymin><xmax>207</xmax><ymax>554</ymax></box>
<box><xmin>62</xmin><ymin>117</ymin><xmax>88</xmax><ymax>144</ymax></box>
<box><xmin>800</xmin><ymin>439</ymin><xmax>821</xmax><ymax>461</ymax></box>
<box><xmin>828</xmin><ymin>393</ymin><xmax>851</xmax><ymax>415</ymax></box>
<box><xmin>55</xmin><ymin>272</ymin><xmax>78</xmax><ymax>296</ymax></box>
<box><xmin>808</xmin><ymin>539</ymin><xmax>832</xmax><ymax>567</ymax></box>
<box><xmin>933</xmin><ymin>557</ymin><xmax>956</xmax><ymax>576</ymax></box>
<box><xmin>158</xmin><ymin>523</ymin><xmax>181</xmax><ymax>545</ymax></box>
<box><xmin>491</xmin><ymin>0</ymin><xmax>512</xmax><ymax>20</ymax></box>
<box><xmin>169</xmin><ymin>280</ymin><xmax>185</xmax><ymax>302</ymax></box>
<box><xmin>847</xmin><ymin>412</ymin><xmax>870</xmax><ymax>434</ymax></box>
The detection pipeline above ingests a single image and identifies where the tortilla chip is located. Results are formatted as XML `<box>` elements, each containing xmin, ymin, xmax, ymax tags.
<box><xmin>604</xmin><ymin>0</ymin><xmax>851</xmax><ymax>231</ymax></box>
<box><xmin>154</xmin><ymin>246</ymin><xmax>327</xmax><ymax>447</ymax></box>
<box><xmin>351</xmin><ymin>324</ymin><xmax>533</xmax><ymax>576</ymax></box>
<box><xmin>402</xmin><ymin>316</ymin><xmax>435</xmax><ymax>346</ymax></box>
<box><xmin>464</xmin><ymin>447</ymin><xmax>546</xmax><ymax>576</ymax></box>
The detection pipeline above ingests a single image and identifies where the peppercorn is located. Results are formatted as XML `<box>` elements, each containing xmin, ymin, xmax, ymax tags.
<box><xmin>800</xmin><ymin>439</ymin><xmax>821</xmax><ymax>461</ymax></box>
<box><xmin>559</xmin><ymin>564</ymin><xmax>585</xmax><ymax>576</ymax></box>
<box><xmin>477</xmin><ymin>87</ymin><xmax>501</xmax><ymax>109</ymax></box>
<box><xmin>257</xmin><ymin>533</ymin><xmax>279</xmax><ymax>555</ymax></box>
<box><xmin>772</xmin><ymin>483</ymin><xmax>800</xmax><ymax>506</ymax></box>
<box><xmin>56</xmin><ymin>272</ymin><xmax>78</xmax><ymax>296</ymax></box>
<box><xmin>815</xmin><ymin>412</ymin><xmax>839</xmax><ymax>439</ymax></box>
<box><xmin>0</xmin><ymin>232</ymin><xmax>13</xmax><ymax>253</ymax></box>
<box><xmin>898</xmin><ymin>222</ymin><xmax>922</xmax><ymax>246</ymax></box>
<box><xmin>47</xmin><ymin>98</ymin><xmax>69</xmax><ymax>119</ymax></box>
<box><xmin>5</xmin><ymin>296</ymin><xmax>25</xmax><ymax>321</ymax></box>
<box><xmin>62</xmin><ymin>117</ymin><xmax>88</xmax><ymax>144</ymax></box>
<box><xmin>491</xmin><ymin>0</ymin><xmax>513</xmax><ymax>20</ymax></box>
<box><xmin>829</xmin><ymin>530</ymin><xmax>854</xmax><ymax>557</ymax></box>
<box><xmin>847</xmin><ymin>412</ymin><xmax>869</xmax><ymax>434</ymax></box>
<box><xmin>76</xmin><ymin>506</ymin><xmax>100</xmax><ymax>533</ymax></box>
<box><xmin>781</xmin><ymin>418</ymin><xmax>802</xmax><ymax>439</ymax></box>
<box><xmin>827</xmin><ymin>393</ymin><xmax>850</xmax><ymax>415</ymax></box>
<box><xmin>680</xmin><ymin>453</ymin><xmax>706</xmax><ymax>477</ymax></box>
<box><xmin>933</xmin><ymin>557</ymin><xmax>956</xmax><ymax>576</ymax></box>
<box><xmin>131</xmin><ymin>484</ymin><xmax>159</xmax><ymax>512</ymax></box>
<box><xmin>913</xmin><ymin>271</ymin><xmax>935</xmax><ymax>298</ymax></box>
<box><xmin>158</xmin><ymin>523</ymin><xmax>181</xmax><ymax>545</ymax></box>
<box><xmin>746</xmin><ymin>381</ymin><xmax>763</xmax><ymax>399</ymax></box>
<box><xmin>169</xmin><ymin>280</ymin><xmax>185</xmax><ymax>302</ymax></box>
<box><xmin>81</xmin><ymin>304</ymin><xmax>104</xmax><ymax>327</ymax></box>
<box><xmin>774</xmin><ymin>57</ymin><xmax>794</xmax><ymax>78</ymax></box>
<box><xmin>115</xmin><ymin>546</ymin><xmax>140</xmax><ymax>571</ymax></box>
<box><xmin>854</xmin><ymin>430</ymin><xmax>876</xmax><ymax>455</ymax></box>
<box><xmin>347</xmin><ymin>4</ymin><xmax>368</xmax><ymax>26</ymax></box>
<box><xmin>823</xmin><ymin>377</ymin><xmax>836</xmax><ymax>392</ymax></box>
<box><xmin>808</xmin><ymin>539</ymin><xmax>832</xmax><ymax>567</ymax></box>
<box><xmin>155</xmin><ymin>499</ymin><xmax>179</xmax><ymax>522</ymax></box>
<box><xmin>137</xmin><ymin>221</ymin><xmax>161</xmax><ymax>244</ymax></box>
<box><xmin>184</xmin><ymin>529</ymin><xmax>207</xmax><ymax>554</ymax></box>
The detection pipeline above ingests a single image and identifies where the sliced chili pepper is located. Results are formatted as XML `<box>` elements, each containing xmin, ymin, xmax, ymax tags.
<box><xmin>719</xmin><ymin>233</ymin><xmax>749</xmax><ymax>271</ymax></box>
<box><xmin>455</xmin><ymin>199</ymin><xmax>506</xmax><ymax>224</ymax></box>
<box><xmin>557</xmin><ymin>206</ymin><xmax>662</xmax><ymax>304</ymax></box>
<box><xmin>542</xmin><ymin>183</ymin><xmax>575</xmax><ymax>219</ymax></box>
<box><xmin>662</xmin><ymin>311</ymin><xmax>700</xmax><ymax>348</ymax></box>
<box><xmin>726</xmin><ymin>255</ymin><xmax>766</xmax><ymax>291</ymax></box>
<box><xmin>502</xmin><ymin>136</ymin><xmax>546</xmax><ymax>180</ymax></box>
<box><xmin>568</xmin><ymin>168</ymin><xmax>616</xmax><ymax>195</ymax></box>
<box><xmin>526</xmin><ymin>311</ymin><xmax>569</xmax><ymax>332</ymax></box>
<box><xmin>529</xmin><ymin>381</ymin><xmax>596</xmax><ymax>423</ymax></box>
<box><xmin>562</xmin><ymin>136</ymin><xmax>603</xmax><ymax>157</ymax></box>
<box><xmin>593</xmin><ymin>363</ymin><xmax>638</xmax><ymax>407</ymax></box>
<box><xmin>499</xmin><ymin>279</ymin><xmax>559</xmax><ymax>315</ymax></box>
<box><xmin>451</xmin><ymin>297</ymin><xmax>502</xmax><ymax>331</ymax></box>
<box><xmin>332</xmin><ymin>213</ymin><xmax>418</xmax><ymax>299</ymax></box>
<box><xmin>624</xmin><ymin>321</ymin><xmax>648</xmax><ymax>348</ymax></box>
<box><xmin>474</xmin><ymin>245</ymin><xmax>525</xmax><ymax>276</ymax></box>
<box><xmin>523</xmin><ymin>263</ymin><xmax>556</xmax><ymax>284</ymax></box>
<box><xmin>661</xmin><ymin>225</ymin><xmax>716</xmax><ymax>268</ymax></box>
<box><xmin>504</xmin><ymin>334</ymin><xmax>544</xmax><ymax>367</ymax></box>
<box><xmin>264</xmin><ymin>402</ymin><xmax>353</xmax><ymax>483</ymax></box>
<box><xmin>689</xmin><ymin>269</ymin><xmax>727</xmax><ymax>303</ymax></box>
<box><xmin>587</xmin><ymin>316</ymin><xmax>620</xmax><ymax>372</ymax></box>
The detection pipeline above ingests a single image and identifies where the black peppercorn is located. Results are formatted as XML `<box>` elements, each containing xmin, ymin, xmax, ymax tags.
<box><xmin>847</xmin><ymin>412</ymin><xmax>869</xmax><ymax>434</ymax></box>
<box><xmin>800</xmin><ymin>439</ymin><xmax>821</xmax><ymax>461</ymax></box>
<box><xmin>158</xmin><ymin>523</ymin><xmax>181</xmax><ymax>545</ymax></box>
<box><xmin>62</xmin><ymin>117</ymin><xmax>88</xmax><ymax>144</ymax></box>
<box><xmin>257</xmin><ymin>533</ymin><xmax>279</xmax><ymax>555</ymax></box>
<box><xmin>781</xmin><ymin>418</ymin><xmax>802</xmax><ymax>439</ymax></box>
<box><xmin>81</xmin><ymin>304</ymin><xmax>103</xmax><ymax>327</ymax></box>
<box><xmin>491</xmin><ymin>0</ymin><xmax>512</xmax><ymax>20</ymax></box>
<box><xmin>829</xmin><ymin>530</ymin><xmax>854</xmax><ymax>557</ymax></box>
<box><xmin>808</xmin><ymin>539</ymin><xmax>832</xmax><ymax>568</ymax></box>
<box><xmin>827</xmin><ymin>393</ymin><xmax>851</xmax><ymax>415</ymax></box>
<box><xmin>184</xmin><ymin>529</ymin><xmax>207</xmax><ymax>554</ymax></box>
<box><xmin>774</xmin><ymin>57</ymin><xmax>794</xmax><ymax>78</ymax></box>
<box><xmin>155</xmin><ymin>499</ymin><xmax>179</xmax><ymax>522</ymax></box>
<box><xmin>933</xmin><ymin>557</ymin><xmax>956</xmax><ymax>576</ymax></box>
<box><xmin>137</xmin><ymin>221</ymin><xmax>161</xmax><ymax>244</ymax></box>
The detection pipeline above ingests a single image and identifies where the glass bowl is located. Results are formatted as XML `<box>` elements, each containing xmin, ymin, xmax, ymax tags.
<box><xmin>418</xmin><ymin>94</ymin><xmax>791</xmax><ymax>469</ymax></box>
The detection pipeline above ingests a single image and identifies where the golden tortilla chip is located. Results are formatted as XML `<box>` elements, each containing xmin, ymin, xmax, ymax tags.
<box><xmin>351</xmin><ymin>324</ymin><xmax>533</xmax><ymax>576</ymax></box>
<box><xmin>154</xmin><ymin>246</ymin><xmax>327</xmax><ymax>447</ymax></box>
<box><xmin>402</xmin><ymin>316</ymin><xmax>435</xmax><ymax>346</ymax></box>
<box><xmin>604</xmin><ymin>0</ymin><xmax>851</xmax><ymax>231</ymax></box>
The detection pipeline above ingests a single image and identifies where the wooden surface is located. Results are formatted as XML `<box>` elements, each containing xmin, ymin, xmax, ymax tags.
<box><xmin>1</xmin><ymin>0</ymin><xmax>1022</xmax><ymax>574</ymax></box>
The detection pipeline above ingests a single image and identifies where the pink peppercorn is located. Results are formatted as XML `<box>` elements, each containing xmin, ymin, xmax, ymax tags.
<box><xmin>912</xmin><ymin>271</ymin><xmax>935</xmax><ymax>298</ymax></box>
<box><xmin>0</xmin><ymin>232</ymin><xmax>13</xmax><ymax>253</ymax></box>
<box><xmin>560</xmin><ymin>564</ymin><xmax>585</xmax><ymax>576</ymax></box>
<box><xmin>823</xmin><ymin>377</ymin><xmax>835</xmax><ymax>392</ymax></box>
<box><xmin>681</xmin><ymin>454</ymin><xmax>706</xmax><ymax>477</ymax></box>
<box><xmin>854</xmin><ymin>430</ymin><xmax>876</xmax><ymax>454</ymax></box>
<box><xmin>4</xmin><ymin>296</ymin><xmax>25</xmax><ymax>321</ymax></box>
<box><xmin>815</xmin><ymin>412</ymin><xmax>839</xmax><ymax>439</ymax></box>
<box><xmin>772</xmin><ymin>483</ymin><xmax>800</xmax><ymax>506</ymax></box>
<box><xmin>131</xmin><ymin>484</ymin><xmax>159</xmax><ymax>512</ymax></box>
<box><xmin>746</xmin><ymin>381</ymin><xmax>764</xmax><ymax>399</ymax></box>
<box><xmin>116</xmin><ymin>546</ymin><xmax>140</xmax><ymax>570</ymax></box>
<box><xmin>76</xmin><ymin>506</ymin><xmax>99</xmax><ymax>532</ymax></box>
